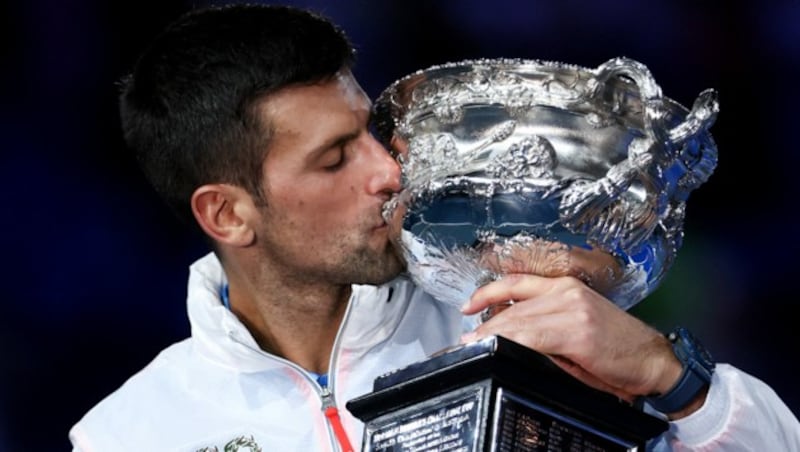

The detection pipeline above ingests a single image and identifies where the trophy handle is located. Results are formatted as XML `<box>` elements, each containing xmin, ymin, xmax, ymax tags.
<box><xmin>555</xmin><ymin>58</ymin><xmax>669</xmax><ymax>254</ymax></box>
<box><xmin>598</xmin><ymin>59</ymin><xmax>721</xmax><ymax>202</ymax></box>
<box><xmin>593</xmin><ymin>57</ymin><xmax>670</xmax><ymax>146</ymax></box>
<box><xmin>560</xmin><ymin>59</ymin><xmax>719</xmax><ymax>255</ymax></box>
<box><xmin>666</xmin><ymin>88</ymin><xmax>720</xmax><ymax>199</ymax></box>
<box><xmin>594</xmin><ymin>57</ymin><xmax>719</xmax><ymax>165</ymax></box>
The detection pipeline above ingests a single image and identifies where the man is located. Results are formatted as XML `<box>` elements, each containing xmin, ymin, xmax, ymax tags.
<box><xmin>70</xmin><ymin>4</ymin><xmax>799</xmax><ymax>451</ymax></box>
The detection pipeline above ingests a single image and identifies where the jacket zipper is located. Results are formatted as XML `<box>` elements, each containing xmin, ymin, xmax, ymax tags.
<box><xmin>226</xmin><ymin>289</ymin><xmax>359</xmax><ymax>452</ymax></box>
<box><xmin>321</xmin><ymin>385</ymin><xmax>355</xmax><ymax>452</ymax></box>
<box><xmin>320</xmin><ymin>291</ymin><xmax>356</xmax><ymax>452</ymax></box>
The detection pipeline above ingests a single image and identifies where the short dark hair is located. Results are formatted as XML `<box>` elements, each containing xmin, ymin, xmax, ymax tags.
<box><xmin>119</xmin><ymin>4</ymin><xmax>356</xmax><ymax>227</ymax></box>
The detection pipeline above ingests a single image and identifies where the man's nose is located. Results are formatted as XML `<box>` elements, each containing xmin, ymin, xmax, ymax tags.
<box><xmin>367</xmin><ymin>134</ymin><xmax>402</xmax><ymax>194</ymax></box>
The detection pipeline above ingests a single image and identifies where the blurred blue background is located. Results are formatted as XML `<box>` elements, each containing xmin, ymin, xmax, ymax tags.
<box><xmin>2</xmin><ymin>0</ymin><xmax>799</xmax><ymax>450</ymax></box>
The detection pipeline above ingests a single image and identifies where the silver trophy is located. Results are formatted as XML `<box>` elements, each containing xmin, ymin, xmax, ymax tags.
<box><xmin>349</xmin><ymin>57</ymin><xmax>717</xmax><ymax>451</ymax></box>
<box><xmin>377</xmin><ymin>57</ymin><xmax>719</xmax><ymax>313</ymax></box>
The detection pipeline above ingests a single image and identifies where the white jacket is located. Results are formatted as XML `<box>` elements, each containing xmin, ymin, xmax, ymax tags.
<box><xmin>70</xmin><ymin>252</ymin><xmax>800</xmax><ymax>451</ymax></box>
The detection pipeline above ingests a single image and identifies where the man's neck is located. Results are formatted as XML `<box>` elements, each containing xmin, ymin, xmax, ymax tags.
<box><xmin>227</xmin><ymin>275</ymin><xmax>352</xmax><ymax>375</ymax></box>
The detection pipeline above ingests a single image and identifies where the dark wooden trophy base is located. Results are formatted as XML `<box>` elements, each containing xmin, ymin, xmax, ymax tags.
<box><xmin>347</xmin><ymin>335</ymin><xmax>667</xmax><ymax>451</ymax></box>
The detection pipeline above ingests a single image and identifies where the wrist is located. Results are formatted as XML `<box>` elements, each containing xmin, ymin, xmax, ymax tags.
<box><xmin>644</xmin><ymin>327</ymin><xmax>715</xmax><ymax>415</ymax></box>
<box><xmin>651</xmin><ymin>335</ymin><xmax>683</xmax><ymax>395</ymax></box>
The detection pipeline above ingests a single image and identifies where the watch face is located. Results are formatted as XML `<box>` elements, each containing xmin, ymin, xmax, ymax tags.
<box><xmin>676</xmin><ymin>327</ymin><xmax>715</xmax><ymax>370</ymax></box>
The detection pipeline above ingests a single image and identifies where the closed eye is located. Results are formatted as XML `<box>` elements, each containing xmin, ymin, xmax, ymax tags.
<box><xmin>321</xmin><ymin>146</ymin><xmax>346</xmax><ymax>171</ymax></box>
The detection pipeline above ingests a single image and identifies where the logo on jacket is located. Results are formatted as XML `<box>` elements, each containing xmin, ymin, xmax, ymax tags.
<box><xmin>196</xmin><ymin>434</ymin><xmax>262</xmax><ymax>452</ymax></box>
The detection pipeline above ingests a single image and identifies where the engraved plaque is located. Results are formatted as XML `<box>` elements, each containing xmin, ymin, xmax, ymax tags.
<box><xmin>364</xmin><ymin>383</ymin><xmax>486</xmax><ymax>452</ymax></box>
<box><xmin>492</xmin><ymin>389</ymin><xmax>636</xmax><ymax>451</ymax></box>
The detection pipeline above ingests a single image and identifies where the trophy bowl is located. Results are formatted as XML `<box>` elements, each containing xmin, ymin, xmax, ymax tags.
<box><xmin>377</xmin><ymin>57</ymin><xmax>719</xmax><ymax>312</ymax></box>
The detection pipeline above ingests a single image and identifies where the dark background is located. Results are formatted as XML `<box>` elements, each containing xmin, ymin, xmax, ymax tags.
<box><xmin>2</xmin><ymin>0</ymin><xmax>798</xmax><ymax>450</ymax></box>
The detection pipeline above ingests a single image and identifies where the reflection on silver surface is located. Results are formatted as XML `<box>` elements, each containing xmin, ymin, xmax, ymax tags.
<box><xmin>378</xmin><ymin>57</ymin><xmax>718</xmax><ymax>310</ymax></box>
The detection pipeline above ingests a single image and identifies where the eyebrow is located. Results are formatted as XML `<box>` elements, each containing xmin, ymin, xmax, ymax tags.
<box><xmin>330</xmin><ymin>130</ymin><xmax>360</xmax><ymax>150</ymax></box>
<box><xmin>303</xmin><ymin>110</ymin><xmax>372</xmax><ymax>162</ymax></box>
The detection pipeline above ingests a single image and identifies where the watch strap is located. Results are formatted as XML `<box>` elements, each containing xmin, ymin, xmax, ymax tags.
<box><xmin>645</xmin><ymin>327</ymin><xmax>715</xmax><ymax>414</ymax></box>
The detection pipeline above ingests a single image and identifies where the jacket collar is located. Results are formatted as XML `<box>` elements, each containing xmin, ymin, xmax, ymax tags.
<box><xmin>186</xmin><ymin>252</ymin><xmax>412</xmax><ymax>373</ymax></box>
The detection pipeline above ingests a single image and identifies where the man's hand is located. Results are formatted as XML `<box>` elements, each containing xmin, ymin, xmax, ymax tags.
<box><xmin>460</xmin><ymin>273</ymin><xmax>685</xmax><ymax>408</ymax></box>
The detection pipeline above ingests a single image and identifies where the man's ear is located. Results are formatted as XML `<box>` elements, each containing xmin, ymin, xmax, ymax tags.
<box><xmin>191</xmin><ymin>184</ymin><xmax>256</xmax><ymax>247</ymax></box>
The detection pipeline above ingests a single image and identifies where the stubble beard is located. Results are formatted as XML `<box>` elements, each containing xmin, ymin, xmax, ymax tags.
<box><xmin>255</xmin><ymin>199</ymin><xmax>406</xmax><ymax>287</ymax></box>
<box><xmin>338</xmin><ymin>242</ymin><xmax>405</xmax><ymax>285</ymax></box>
<box><xmin>260</xmin><ymin>225</ymin><xmax>406</xmax><ymax>287</ymax></box>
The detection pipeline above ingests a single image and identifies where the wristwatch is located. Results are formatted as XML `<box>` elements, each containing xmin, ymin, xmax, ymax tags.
<box><xmin>645</xmin><ymin>326</ymin><xmax>715</xmax><ymax>414</ymax></box>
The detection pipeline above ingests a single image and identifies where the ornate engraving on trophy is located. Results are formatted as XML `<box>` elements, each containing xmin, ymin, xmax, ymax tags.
<box><xmin>377</xmin><ymin>57</ymin><xmax>719</xmax><ymax>312</ymax></box>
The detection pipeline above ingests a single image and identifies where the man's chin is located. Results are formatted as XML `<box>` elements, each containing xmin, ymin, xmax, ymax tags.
<box><xmin>359</xmin><ymin>253</ymin><xmax>405</xmax><ymax>285</ymax></box>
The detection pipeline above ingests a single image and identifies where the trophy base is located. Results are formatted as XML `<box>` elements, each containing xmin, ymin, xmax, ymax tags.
<box><xmin>346</xmin><ymin>335</ymin><xmax>667</xmax><ymax>451</ymax></box>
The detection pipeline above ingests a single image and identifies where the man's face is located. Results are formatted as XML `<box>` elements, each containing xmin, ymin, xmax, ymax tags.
<box><xmin>252</xmin><ymin>71</ymin><xmax>404</xmax><ymax>285</ymax></box>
